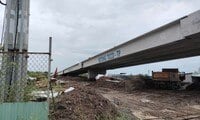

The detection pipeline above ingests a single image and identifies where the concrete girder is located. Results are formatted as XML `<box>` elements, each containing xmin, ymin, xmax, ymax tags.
<box><xmin>58</xmin><ymin>10</ymin><xmax>200</xmax><ymax>78</ymax></box>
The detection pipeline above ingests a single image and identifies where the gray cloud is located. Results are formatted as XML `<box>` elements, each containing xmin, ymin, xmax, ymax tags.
<box><xmin>1</xmin><ymin>0</ymin><xmax>200</xmax><ymax>73</ymax></box>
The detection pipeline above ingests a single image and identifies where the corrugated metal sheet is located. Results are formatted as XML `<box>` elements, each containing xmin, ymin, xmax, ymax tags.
<box><xmin>0</xmin><ymin>102</ymin><xmax>48</xmax><ymax>120</ymax></box>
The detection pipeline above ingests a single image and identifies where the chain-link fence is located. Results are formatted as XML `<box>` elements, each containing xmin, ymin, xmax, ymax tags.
<box><xmin>0</xmin><ymin>51</ymin><xmax>50</xmax><ymax>103</ymax></box>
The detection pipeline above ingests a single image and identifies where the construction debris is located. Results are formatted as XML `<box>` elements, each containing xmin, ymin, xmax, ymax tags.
<box><xmin>95</xmin><ymin>74</ymin><xmax>105</xmax><ymax>80</ymax></box>
<box><xmin>105</xmin><ymin>79</ymin><xmax>121</xmax><ymax>83</ymax></box>
<box><xmin>31</xmin><ymin>90</ymin><xmax>59</xmax><ymax>99</ymax></box>
<box><xmin>31</xmin><ymin>86</ymin><xmax>75</xmax><ymax>101</ymax></box>
<box><xmin>64</xmin><ymin>87</ymin><xmax>75</xmax><ymax>93</ymax></box>
<box><xmin>27</xmin><ymin>76</ymin><xmax>37</xmax><ymax>81</ymax></box>
<box><xmin>51</xmin><ymin>86</ymin><xmax>119</xmax><ymax>120</ymax></box>
<box><xmin>56</xmin><ymin>80</ymin><xmax>69</xmax><ymax>85</ymax></box>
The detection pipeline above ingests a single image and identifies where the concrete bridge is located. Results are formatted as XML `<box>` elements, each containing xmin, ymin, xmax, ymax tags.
<box><xmin>59</xmin><ymin>10</ymin><xmax>200</xmax><ymax>79</ymax></box>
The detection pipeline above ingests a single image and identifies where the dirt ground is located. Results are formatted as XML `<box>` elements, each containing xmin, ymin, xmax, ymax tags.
<box><xmin>99</xmin><ymin>88</ymin><xmax>200</xmax><ymax>120</ymax></box>
<box><xmin>51</xmin><ymin>77</ymin><xmax>119</xmax><ymax>120</ymax></box>
<box><xmin>51</xmin><ymin>76</ymin><xmax>200</xmax><ymax>120</ymax></box>
<box><xmin>51</xmin><ymin>86</ymin><xmax>118</xmax><ymax>120</ymax></box>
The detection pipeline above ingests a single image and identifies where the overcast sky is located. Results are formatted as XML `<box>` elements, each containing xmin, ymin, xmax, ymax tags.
<box><xmin>0</xmin><ymin>0</ymin><xmax>200</xmax><ymax>74</ymax></box>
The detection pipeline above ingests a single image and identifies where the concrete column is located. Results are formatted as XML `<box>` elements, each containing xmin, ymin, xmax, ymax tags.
<box><xmin>88</xmin><ymin>69</ymin><xmax>106</xmax><ymax>80</ymax></box>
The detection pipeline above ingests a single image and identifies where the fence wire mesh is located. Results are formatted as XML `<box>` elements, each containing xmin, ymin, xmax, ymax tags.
<box><xmin>0</xmin><ymin>52</ymin><xmax>50</xmax><ymax>103</ymax></box>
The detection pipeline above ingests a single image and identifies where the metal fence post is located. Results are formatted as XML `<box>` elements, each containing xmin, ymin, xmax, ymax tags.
<box><xmin>47</xmin><ymin>37</ymin><xmax>52</xmax><ymax>115</ymax></box>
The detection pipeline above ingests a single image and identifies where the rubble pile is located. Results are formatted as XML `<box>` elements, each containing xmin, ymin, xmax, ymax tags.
<box><xmin>51</xmin><ymin>85</ymin><xmax>119</xmax><ymax>120</ymax></box>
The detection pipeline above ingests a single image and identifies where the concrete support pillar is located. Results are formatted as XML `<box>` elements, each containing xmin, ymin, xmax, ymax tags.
<box><xmin>88</xmin><ymin>69</ymin><xmax>106</xmax><ymax>80</ymax></box>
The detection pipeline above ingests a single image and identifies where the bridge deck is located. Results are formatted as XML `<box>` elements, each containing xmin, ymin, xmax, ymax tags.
<box><xmin>59</xmin><ymin>10</ymin><xmax>200</xmax><ymax>76</ymax></box>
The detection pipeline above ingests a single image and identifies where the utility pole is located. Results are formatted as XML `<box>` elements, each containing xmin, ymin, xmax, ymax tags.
<box><xmin>0</xmin><ymin>0</ymin><xmax>30</xmax><ymax>102</ymax></box>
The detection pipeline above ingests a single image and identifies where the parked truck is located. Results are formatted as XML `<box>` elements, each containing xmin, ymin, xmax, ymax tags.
<box><xmin>152</xmin><ymin>68</ymin><xmax>185</xmax><ymax>89</ymax></box>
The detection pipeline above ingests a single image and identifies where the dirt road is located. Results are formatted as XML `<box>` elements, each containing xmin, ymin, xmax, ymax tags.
<box><xmin>98</xmin><ymin>88</ymin><xmax>200</xmax><ymax>120</ymax></box>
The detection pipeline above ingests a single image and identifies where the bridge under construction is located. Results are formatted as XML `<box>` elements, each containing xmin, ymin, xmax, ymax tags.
<box><xmin>59</xmin><ymin>10</ymin><xmax>200</xmax><ymax>79</ymax></box>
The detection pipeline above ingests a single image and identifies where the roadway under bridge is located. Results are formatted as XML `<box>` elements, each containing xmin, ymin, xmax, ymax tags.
<box><xmin>59</xmin><ymin>10</ymin><xmax>200</xmax><ymax>80</ymax></box>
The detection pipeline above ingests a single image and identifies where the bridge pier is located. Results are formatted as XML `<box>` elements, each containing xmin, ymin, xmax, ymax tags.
<box><xmin>88</xmin><ymin>69</ymin><xmax>106</xmax><ymax>80</ymax></box>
